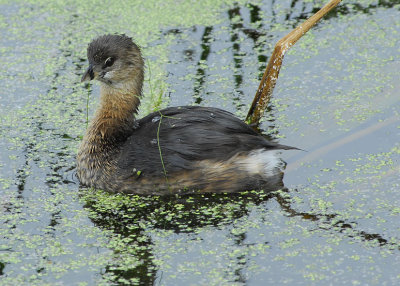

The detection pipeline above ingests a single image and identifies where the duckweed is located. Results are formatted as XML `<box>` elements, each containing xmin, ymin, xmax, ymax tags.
<box><xmin>1</xmin><ymin>0</ymin><xmax>400</xmax><ymax>285</ymax></box>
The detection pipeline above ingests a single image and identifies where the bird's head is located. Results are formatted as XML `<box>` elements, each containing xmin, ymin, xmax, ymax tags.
<box><xmin>81</xmin><ymin>34</ymin><xmax>144</xmax><ymax>90</ymax></box>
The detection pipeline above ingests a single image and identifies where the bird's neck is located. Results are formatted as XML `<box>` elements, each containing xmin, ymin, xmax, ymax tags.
<box><xmin>89</xmin><ymin>81</ymin><xmax>142</xmax><ymax>140</ymax></box>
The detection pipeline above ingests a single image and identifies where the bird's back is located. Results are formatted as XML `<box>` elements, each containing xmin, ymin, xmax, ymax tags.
<box><xmin>113</xmin><ymin>106</ymin><xmax>291</xmax><ymax>194</ymax></box>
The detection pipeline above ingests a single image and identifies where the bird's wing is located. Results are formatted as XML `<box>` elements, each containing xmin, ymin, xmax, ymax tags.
<box><xmin>117</xmin><ymin>106</ymin><xmax>287</xmax><ymax>176</ymax></box>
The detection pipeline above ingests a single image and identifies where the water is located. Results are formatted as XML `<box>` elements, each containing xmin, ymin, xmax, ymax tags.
<box><xmin>1</xmin><ymin>0</ymin><xmax>399</xmax><ymax>285</ymax></box>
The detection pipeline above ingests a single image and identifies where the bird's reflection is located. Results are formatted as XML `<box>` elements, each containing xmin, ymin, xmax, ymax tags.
<box><xmin>82</xmin><ymin>181</ymin><xmax>398</xmax><ymax>285</ymax></box>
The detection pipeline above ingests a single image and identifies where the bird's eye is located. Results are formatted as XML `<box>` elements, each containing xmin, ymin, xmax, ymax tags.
<box><xmin>103</xmin><ymin>57</ymin><xmax>114</xmax><ymax>68</ymax></box>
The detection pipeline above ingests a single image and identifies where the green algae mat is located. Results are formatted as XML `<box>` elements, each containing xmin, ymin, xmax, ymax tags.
<box><xmin>1</xmin><ymin>0</ymin><xmax>399</xmax><ymax>285</ymax></box>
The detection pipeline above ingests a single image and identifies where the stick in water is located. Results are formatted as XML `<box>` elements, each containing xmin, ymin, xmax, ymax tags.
<box><xmin>246</xmin><ymin>0</ymin><xmax>342</xmax><ymax>125</ymax></box>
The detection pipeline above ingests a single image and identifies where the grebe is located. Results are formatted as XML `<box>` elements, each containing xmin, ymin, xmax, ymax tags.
<box><xmin>77</xmin><ymin>34</ymin><xmax>294</xmax><ymax>195</ymax></box>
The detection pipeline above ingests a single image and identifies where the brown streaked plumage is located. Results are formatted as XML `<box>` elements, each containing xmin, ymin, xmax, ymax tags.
<box><xmin>77</xmin><ymin>34</ymin><xmax>295</xmax><ymax>195</ymax></box>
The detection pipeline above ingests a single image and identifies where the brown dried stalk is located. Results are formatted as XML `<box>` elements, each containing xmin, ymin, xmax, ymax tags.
<box><xmin>246</xmin><ymin>0</ymin><xmax>342</xmax><ymax>125</ymax></box>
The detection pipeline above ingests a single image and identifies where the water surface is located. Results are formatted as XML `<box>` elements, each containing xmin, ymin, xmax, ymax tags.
<box><xmin>1</xmin><ymin>0</ymin><xmax>399</xmax><ymax>285</ymax></box>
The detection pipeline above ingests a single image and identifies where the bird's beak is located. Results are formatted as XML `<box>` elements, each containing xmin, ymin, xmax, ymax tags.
<box><xmin>81</xmin><ymin>64</ymin><xmax>95</xmax><ymax>82</ymax></box>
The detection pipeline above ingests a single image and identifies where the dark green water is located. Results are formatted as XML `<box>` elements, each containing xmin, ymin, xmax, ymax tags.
<box><xmin>1</xmin><ymin>0</ymin><xmax>399</xmax><ymax>285</ymax></box>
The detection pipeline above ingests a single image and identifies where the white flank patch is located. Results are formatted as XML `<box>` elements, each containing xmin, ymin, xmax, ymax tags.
<box><xmin>236</xmin><ymin>149</ymin><xmax>283</xmax><ymax>177</ymax></box>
